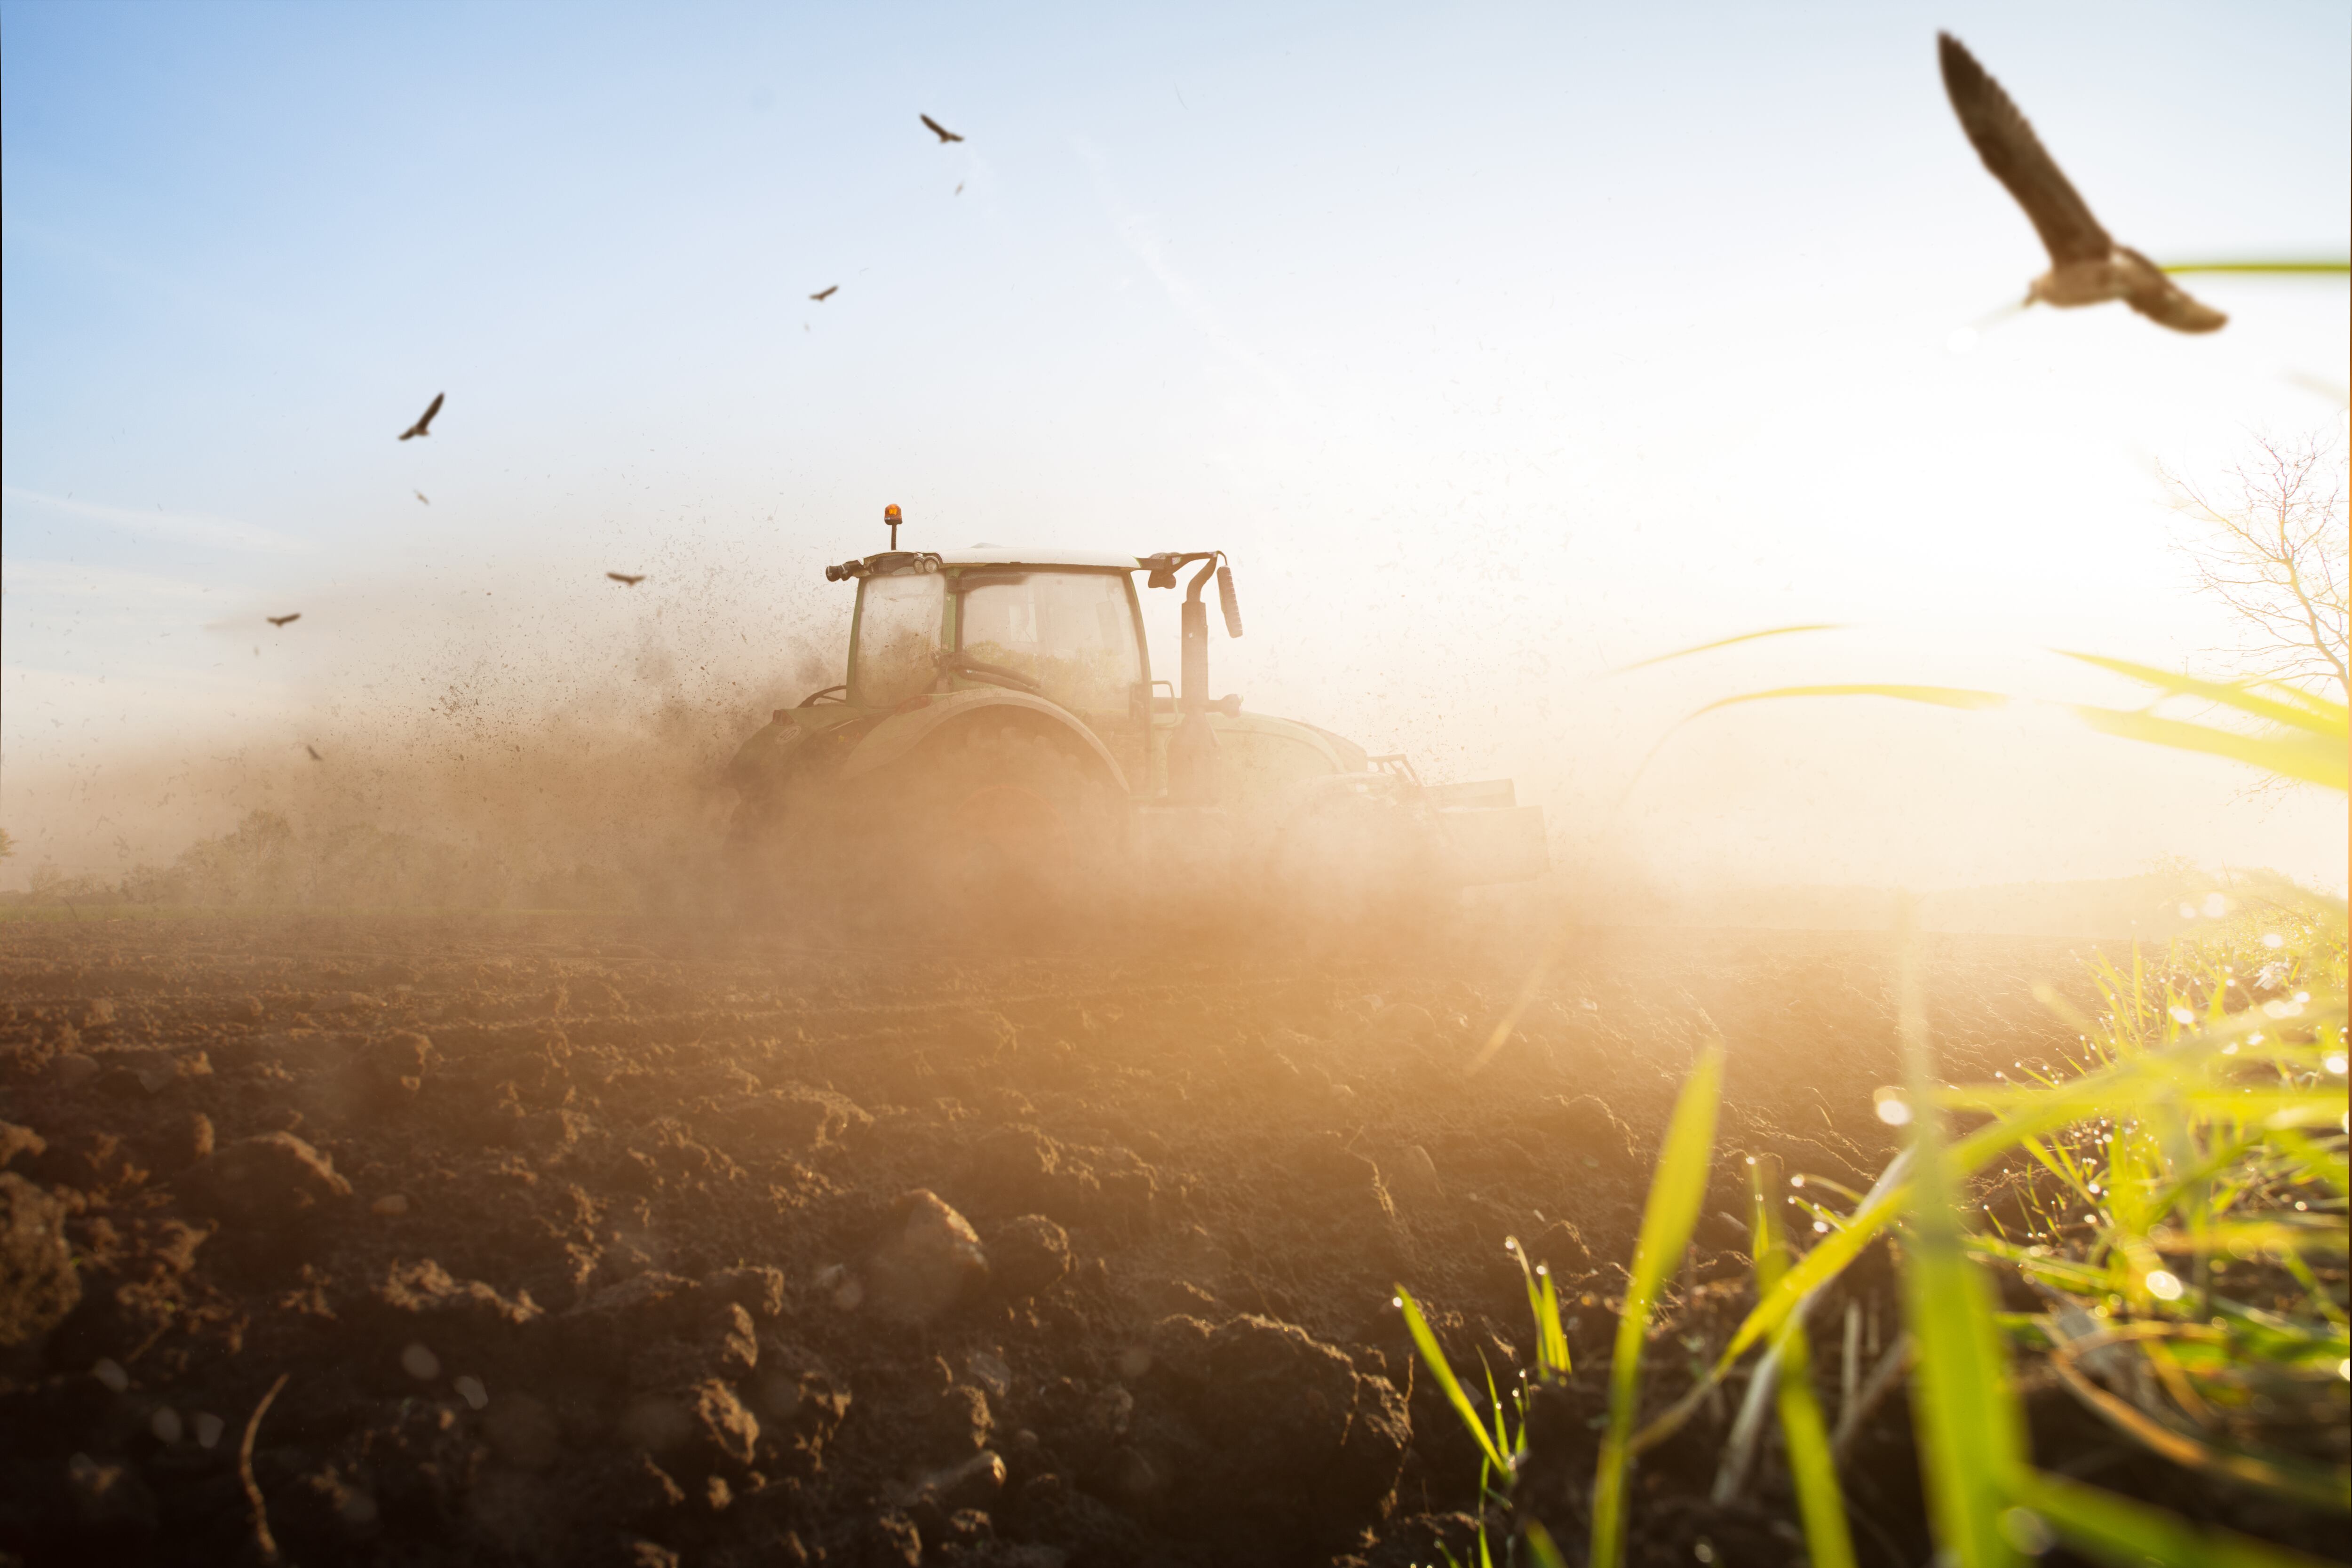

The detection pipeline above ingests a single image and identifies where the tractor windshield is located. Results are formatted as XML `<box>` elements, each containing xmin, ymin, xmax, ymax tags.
<box><xmin>852</xmin><ymin>571</ymin><xmax>945</xmax><ymax>706</ymax></box>
<box><xmin>957</xmin><ymin>570</ymin><xmax>1141</xmax><ymax>715</ymax></box>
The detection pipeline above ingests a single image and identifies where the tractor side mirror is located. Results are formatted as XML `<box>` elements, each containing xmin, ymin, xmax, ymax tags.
<box><xmin>1216</xmin><ymin>565</ymin><xmax>1243</xmax><ymax>638</ymax></box>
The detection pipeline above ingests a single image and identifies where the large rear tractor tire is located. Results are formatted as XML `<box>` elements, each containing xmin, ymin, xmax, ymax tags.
<box><xmin>856</xmin><ymin>721</ymin><xmax>1129</xmax><ymax>944</ymax></box>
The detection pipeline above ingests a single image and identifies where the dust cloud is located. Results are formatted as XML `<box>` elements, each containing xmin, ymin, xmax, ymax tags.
<box><xmin>3</xmin><ymin>529</ymin><xmax>2342</xmax><ymax>925</ymax></box>
<box><xmin>2</xmin><ymin>541</ymin><xmax>847</xmax><ymax>911</ymax></box>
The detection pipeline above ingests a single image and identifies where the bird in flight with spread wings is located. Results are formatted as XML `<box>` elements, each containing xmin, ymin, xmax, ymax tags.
<box><xmin>920</xmin><ymin>113</ymin><xmax>963</xmax><ymax>143</ymax></box>
<box><xmin>1938</xmin><ymin>33</ymin><xmax>2223</xmax><ymax>334</ymax></box>
<box><xmin>399</xmin><ymin>392</ymin><xmax>445</xmax><ymax>440</ymax></box>
<box><xmin>810</xmin><ymin>285</ymin><xmax>838</xmax><ymax>302</ymax></box>
<box><xmin>267</xmin><ymin>613</ymin><xmax>301</xmax><ymax>627</ymax></box>
<box><xmin>607</xmin><ymin>573</ymin><xmax>645</xmax><ymax>587</ymax></box>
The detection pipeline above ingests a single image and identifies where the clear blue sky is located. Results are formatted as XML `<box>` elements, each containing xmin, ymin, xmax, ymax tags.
<box><xmin>4</xmin><ymin>0</ymin><xmax>2346</xmax><ymax>890</ymax></box>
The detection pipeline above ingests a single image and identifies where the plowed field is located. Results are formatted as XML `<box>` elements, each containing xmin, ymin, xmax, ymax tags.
<box><xmin>0</xmin><ymin>915</ymin><xmax>2091</xmax><ymax>1567</ymax></box>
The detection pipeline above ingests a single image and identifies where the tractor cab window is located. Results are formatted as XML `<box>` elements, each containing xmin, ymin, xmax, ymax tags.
<box><xmin>852</xmin><ymin>571</ymin><xmax>946</xmax><ymax>707</ymax></box>
<box><xmin>957</xmin><ymin>571</ymin><xmax>1142</xmax><ymax>715</ymax></box>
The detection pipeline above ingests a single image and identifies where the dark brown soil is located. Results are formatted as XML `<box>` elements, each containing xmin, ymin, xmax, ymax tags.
<box><xmin>0</xmin><ymin>914</ymin><xmax>2125</xmax><ymax>1566</ymax></box>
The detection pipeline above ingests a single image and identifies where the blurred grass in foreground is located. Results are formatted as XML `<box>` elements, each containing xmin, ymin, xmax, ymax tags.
<box><xmin>1404</xmin><ymin>649</ymin><xmax>2348</xmax><ymax>1566</ymax></box>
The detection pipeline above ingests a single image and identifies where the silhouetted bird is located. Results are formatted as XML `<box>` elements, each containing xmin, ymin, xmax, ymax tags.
<box><xmin>414</xmin><ymin>490</ymin><xmax>430</xmax><ymax>505</ymax></box>
<box><xmin>306</xmin><ymin>745</ymin><xmax>323</xmax><ymax>761</ymax></box>
<box><xmin>1938</xmin><ymin>33</ymin><xmax>2225</xmax><ymax>334</ymax></box>
<box><xmin>399</xmin><ymin>393</ymin><xmax>445</xmax><ymax>440</ymax></box>
<box><xmin>268</xmin><ymin>613</ymin><xmax>301</xmax><ymax>627</ymax></box>
<box><xmin>921</xmin><ymin>114</ymin><xmax>963</xmax><ymax>143</ymax></box>
<box><xmin>810</xmin><ymin>285</ymin><xmax>838</xmax><ymax>302</ymax></box>
<box><xmin>607</xmin><ymin>573</ymin><xmax>645</xmax><ymax>586</ymax></box>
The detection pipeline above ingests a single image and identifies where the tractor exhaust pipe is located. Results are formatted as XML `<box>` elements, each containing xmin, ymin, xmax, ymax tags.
<box><xmin>1170</xmin><ymin>558</ymin><xmax>1223</xmax><ymax>802</ymax></box>
<box><xmin>1181</xmin><ymin>586</ymin><xmax>1210</xmax><ymax>714</ymax></box>
<box><xmin>1140</xmin><ymin>549</ymin><xmax>1240</xmax><ymax>804</ymax></box>
<box><xmin>1179</xmin><ymin>557</ymin><xmax>1242</xmax><ymax>711</ymax></box>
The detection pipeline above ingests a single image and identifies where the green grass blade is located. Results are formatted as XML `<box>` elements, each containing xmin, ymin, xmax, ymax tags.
<box><xmin>1704</xmin><ymin>1187</ymin><xmax>1902</xmax><ymax>1371</ymax></box>
<box><xmin>1748</xmin><ymin>1159</ymin><xmax>1859</xmax><ymax>1568</ymax></box>
<box><xmin>1639</xmin><ymin>1000</ymin><xmax>2339</xmax><ymax>1451</ymax></box>
<box><xmin>1748</xmin><ymin>1158</ymin><xmax>1787</xmax><ymax>1293</ymax></box>
<box><xmin>1539</xmin><ymin>1268</ymin><xmax>1572</xmax><ymax>1375</ymax></box>
<box><xmin>1507</xmin><ymin>1237</ymin><xmax>1573</xmax><ymax>1374</ymax></box>
<box><xmin>1610</xmin><ymin>623</ymin><xmax>1847</xmax><ymax>673</ymax></box>
<box><xmin>2272</xmin><ymin>1130</ymin><xmax>2351</xmax><ymax>1197</ymax></box>
<box><xmin>2252</xmin><ymin>679</ymin><xmax>2352</xmax><ymax>723</ymax></box>
<box><xmin>2012</xmin><ymin>1470</ymin><xmax>2336</xmax><ymax>1568</ymax></box>
<box><xmin>1397</xmin><ymin>1286</ymin><xmax>1510</xmax><ymax>1472</ymax></box>
<box><xmin>1713</xmin><ymin>1158</ymin><xmax>1790</xmax><ymax>1503</ymax></box>
<box><xmin>1690</xmin><ymin>682</ymin><xmax>2011</xmax><ymax>719</ymax></box>
<box><xmin>1509</xmin><ymin>1235</ymin><xmax>1573</xmax><ymax>1374</ymax></box>
<box><xmin>1482</xmin><ymin>1357</ymin><xmax>1514</xmax><ymax>1458</ymax></box>
<box><xmin>2158</xmin><ymin>259</ymin><xmax>2351</xmax><ymax>275</ymax></box>
<box><xmin>1775</xmin><ymin>1304</ymin><xmax>1859</xmax><ymax>1568</ymax></box>
<box><xmin>1478</xmin><ymin>1508</ymin><xmax>1495</xmax><ymax>1568</ymax></box>
<box><xmin>2056</xmin><ymin>652</ymin><xmax>2350</xmax><ymax>736</ymax></box>
<box><xmin>1651</xmin><ymin>646</ymin><xmax>2347</xmax><ymax>804</ymax></box>
<box><xmin>1896</xmin><ymin>897</ymin><xmax>2026</xmax><ymax>1568</ymax></box>
<box><xmin>2069</xmin><ymin>705</ymin><xmax>2347</xmax><ymax>792</ymax></box>
<box><xmin>1644</xmin><ymin>1050</ymin><xmax>2199</xmax><ymax>1451</ymax></box>
<box><xmin>1621</xmin><ymin>683</ymin><xmax>2010</xmax><ymax>804</ymax></box>
<box><xmin>1524</xmin><ymin>1520</ymin><xmax>1572</xmax><ymax>1568</ymax></box>
<box><xmin>1591</xmin><ymin>1039</ymin><xmax>1726</xmax><ymax>1568</ymax></box>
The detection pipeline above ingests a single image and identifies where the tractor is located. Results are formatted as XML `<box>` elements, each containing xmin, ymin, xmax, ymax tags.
<box><xmin>723</xmin><ymin>508</ymin><xmax>1547</xmax><ymax>931</ymax></box>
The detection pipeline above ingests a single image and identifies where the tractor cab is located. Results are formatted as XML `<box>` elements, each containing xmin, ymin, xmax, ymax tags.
<box><xmin>810</xmin><ymin>541</ymin><xmax>1264</xmax><ymax>805</ymax></box>
<box><xmin>836</xmin><ymin>549</ymin><xmax>1147</xmax><ymax>754</ymax></box>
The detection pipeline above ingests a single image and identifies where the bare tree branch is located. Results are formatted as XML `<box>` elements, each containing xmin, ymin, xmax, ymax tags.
<box><xmin>2161</xmin><ymin>431</ymin><xmax>2349</xmax><ymax>703</ymax></box>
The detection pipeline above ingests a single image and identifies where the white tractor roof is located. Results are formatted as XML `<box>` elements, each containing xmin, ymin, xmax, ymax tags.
<box><xmin>929</xmin><ymin>544</ymin><xmax>1145</xmax><ymax>569</ymax></box>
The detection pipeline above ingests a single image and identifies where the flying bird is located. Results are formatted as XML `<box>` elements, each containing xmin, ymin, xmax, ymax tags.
<box><xmin>607</xmin><ymin>572</ymin><xmax>645</xmax><ymax>586</ymax></box>
<box><xmin>1938</xmin><ymin>33</ymin><xmax>2225</xmax><ymax>334</ymax></box>
<box><xmin>920</xmin><ymin>113</ymin><xmax>963</xmax><ymax>143</ymax></box>
<box><xmin>414</xmin><ymin>490</ymin><xmax>430</xmax><ymax>505</ymax></box>
<box><xmin>810</xmin><ymin>285</ymin><xmax>838</xmax><ymax>302</ymax></box>
<box><xmin>306</xmin><ymin>745</ymin><xmax>323</xmax><ymax>762</ymax></box>
<box><xmin>399</xmin><ymin>392</ymin><xmax>445</xmax><ymax>440</ymax></box>
<box><xmin>267</xmin><ymin>613</ymin><xmax>301</xmax><ymax>627</ymax></box>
